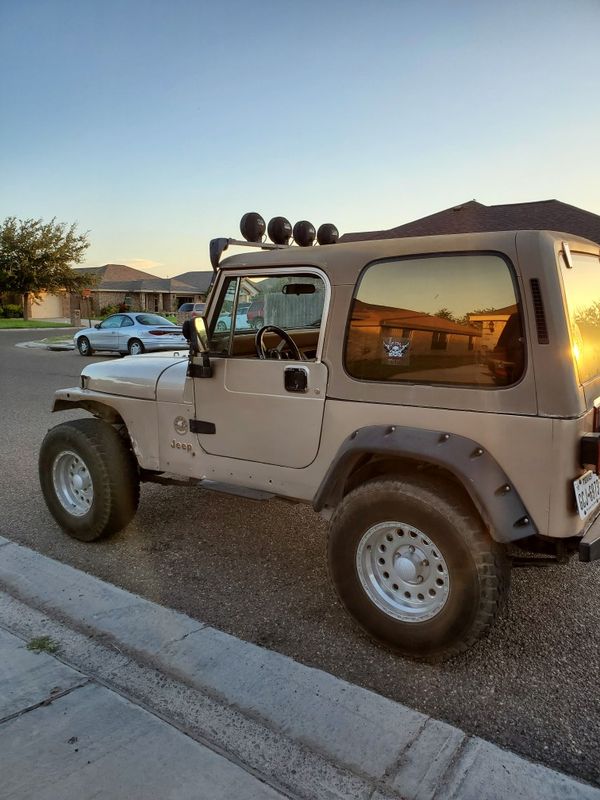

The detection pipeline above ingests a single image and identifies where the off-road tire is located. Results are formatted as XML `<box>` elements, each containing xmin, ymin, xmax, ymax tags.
<box><xmin>77</xmin><ymin>336</ymin><xmax>93</xmax><ymax>356</ymax></box>
<box><xmin>128</xmin><ymin>338</ymin><xmax>145</xmax><ymax>355</ymax></box>
<box><xmin>327</xmin><ymin>476</ymin><xmax>510</xmax><ymax>662</ymax></box>
<box><xmin>39</xmin><ymin>418</ymin><xmax>140</xmax><ymax>542</ymax></box>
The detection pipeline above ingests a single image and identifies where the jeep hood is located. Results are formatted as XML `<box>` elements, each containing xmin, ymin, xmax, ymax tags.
<box><xmin>81</xmin><ymin>353</ymin><xmax>188</xmax><ymax>400</ymax></box>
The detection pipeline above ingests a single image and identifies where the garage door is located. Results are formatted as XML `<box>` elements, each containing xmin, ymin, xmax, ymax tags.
<box><xmin>31</xmin><ymin>293</ymin><xmax>64</xmax><ymax>319</ymax></box>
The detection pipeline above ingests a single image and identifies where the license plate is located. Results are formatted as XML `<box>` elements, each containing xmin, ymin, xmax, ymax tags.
<box><xmin>574</xmin><ymin>471</ymin><xmax>600</xmax><ymax>520</ymax></box>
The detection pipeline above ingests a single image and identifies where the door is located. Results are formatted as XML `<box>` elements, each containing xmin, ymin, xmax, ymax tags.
<box><xmin>117</xmin><ymin>314</ymin><xmax>135</xmax><ymax>349</ymax></box>
<box><xmin>192</xmin><ymin>271</ymin><xmax>329</xmax><ymax>469</ymax></box>
<box><xmin>93</xmin><ymin>314</ymin><xmax>125</xmax><ymax>350</ymax></box>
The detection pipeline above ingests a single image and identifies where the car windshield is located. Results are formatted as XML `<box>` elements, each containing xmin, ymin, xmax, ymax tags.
<box><xmin>561</xmin><ymin>251</ymin><xmax>600</xmax><ymax>383</ymax></box>
<box><xmin>135</xmin><ymin>314</ymin><xmax>175</xmax><ymax>326</ymax></box>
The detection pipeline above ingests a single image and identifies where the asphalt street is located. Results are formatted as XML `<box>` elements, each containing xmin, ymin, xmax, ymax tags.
<box><xmin>1</xmin><ymin>328</ymin><xmax>600</xmax><ymax>787</ymax></box>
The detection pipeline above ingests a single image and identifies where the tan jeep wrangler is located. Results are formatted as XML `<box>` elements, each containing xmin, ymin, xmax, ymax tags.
<box><xmin>39</xmin><ymin>214</ymin><xmax>600</xmax><ymax>661</ymax></box>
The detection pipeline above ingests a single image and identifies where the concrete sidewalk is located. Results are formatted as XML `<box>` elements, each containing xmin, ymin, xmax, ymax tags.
<box><xmin>0</xmin><ymin>628</ymin><xmax>285</xmax><ymax>800</ymax></box>
<box><xmin>1</xmin><ymin>535</ymin><xmax>598</xmax><ymax>800</ymax></box>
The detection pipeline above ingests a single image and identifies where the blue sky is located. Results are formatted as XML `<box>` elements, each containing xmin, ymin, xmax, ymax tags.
<box><xmin>1</xmin><ymin>0</ymin><xmax>599</xmax><ymax>275</ymax></box>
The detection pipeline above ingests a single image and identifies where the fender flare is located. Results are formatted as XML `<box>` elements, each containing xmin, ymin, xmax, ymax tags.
<box><xmin>312</xmin><ymin>425</ymin><xmax>536</xmax><ymax>544</ymax></box>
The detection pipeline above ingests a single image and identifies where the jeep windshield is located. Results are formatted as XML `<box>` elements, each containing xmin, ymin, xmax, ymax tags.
<box><xmin>562</xmin><ymin>250</ymin><xmax>600</xmax><ymax>383</ymax></box>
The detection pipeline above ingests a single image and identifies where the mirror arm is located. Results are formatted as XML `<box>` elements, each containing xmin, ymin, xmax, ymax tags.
<box><xmin>188</xmin><ymin>354</ymin><xmax>213</xmax><ymax>379</ymax></box>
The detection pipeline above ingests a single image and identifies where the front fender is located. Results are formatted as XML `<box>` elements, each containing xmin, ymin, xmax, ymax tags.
<box><xmin>313</xmin><ymin>425</ymin><xmax>537</xmax><ymax>544</ymax></box>
<box><xmin>51</xmin><ymin>387</ymin><xmax>160</xmax><ymax>470</ymax></box>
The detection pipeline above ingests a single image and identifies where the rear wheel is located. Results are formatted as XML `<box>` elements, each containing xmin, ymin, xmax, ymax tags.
<box><xmin>39</xmin><ymin>418</ymin><xmax>140</xmax><ymax>541</ymax></box>
<box><xmin>216</xmin><ymin>320</ymin><xmax>228</xmax><ymax>332</ymax></box>
<box><xmin>128</xmin><ymin>338</ymin><xmax>145</xmax><ymax>355</ymax></box>
<box><xmin>77</xmin><ymin>336</ymin><xmax>93</xmax><ymax>356</ymax></box>
<box><xmin>327</xmin><ymin>476</ymin><xmax>510</xmax><ymax>661</ymax></box>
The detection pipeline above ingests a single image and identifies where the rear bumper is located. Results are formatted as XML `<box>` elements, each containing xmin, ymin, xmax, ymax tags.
<box><xmin>141</xmin><ymin>339</ymin><xmax>187</xmax><ymax>351</ymax></box>
<box><xmin>579</xmin><ymin>513</ymin><xmax>600</xmax><ymax>561</ymax></box>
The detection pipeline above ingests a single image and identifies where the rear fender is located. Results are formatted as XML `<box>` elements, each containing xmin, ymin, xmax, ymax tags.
<box><xmin>313</xmin><ymin>425</ymin><xmax>536</xmax><ymax>544</ymax></box>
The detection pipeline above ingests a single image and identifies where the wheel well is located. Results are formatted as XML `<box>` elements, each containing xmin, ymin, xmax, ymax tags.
<box><xmin>342</xmin><ymin>454</ymin><xmax>485</xmax><ymax>527</ymax></box>
<box><xmin>53</xmin><ymin>398</ymin><xmax>124</xmax><ymax>425</ymax></box>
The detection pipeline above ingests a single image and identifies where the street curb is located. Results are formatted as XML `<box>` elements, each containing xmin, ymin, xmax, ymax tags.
<box><xmin>0</xmin><ymin>535</ymin><xmax>598</xmax><ymax>800</ymax></box>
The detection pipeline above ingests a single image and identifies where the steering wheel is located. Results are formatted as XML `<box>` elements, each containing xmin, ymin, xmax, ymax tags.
<box><xmin>255</xmin><ymin>325</ymin><xmax>304</xmax><ymax>361</ymax></box>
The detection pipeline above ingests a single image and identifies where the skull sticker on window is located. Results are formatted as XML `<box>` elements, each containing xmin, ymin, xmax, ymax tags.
<box><xmin>383</xmin><ymin>338</ymin><xmax>410</xmax><ymax>363</ymax></box>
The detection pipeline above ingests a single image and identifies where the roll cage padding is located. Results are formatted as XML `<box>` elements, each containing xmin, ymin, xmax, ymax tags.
<box><xmin>313</xmin><ymin>425</ymin><xmax>537</xmax><ymax>544</ymax></box>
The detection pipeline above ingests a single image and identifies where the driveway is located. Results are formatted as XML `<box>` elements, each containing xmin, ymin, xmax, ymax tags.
<box><xmin>1</xmin><ymin>328</ymin><xmax>599</xmax><ymax>787</ymax></box>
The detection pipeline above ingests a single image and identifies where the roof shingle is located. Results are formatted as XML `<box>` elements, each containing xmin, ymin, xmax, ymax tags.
<box><xmin>340</xmin><ymin>200</ymin><xmax>600</xmax><ymax>245</ymax></box>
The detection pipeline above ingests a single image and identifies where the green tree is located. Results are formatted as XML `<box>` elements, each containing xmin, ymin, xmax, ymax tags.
<box><xmin>0</xmin><ymin>217</ymin><xmax>93</xmax><ymax>318</ymax></box>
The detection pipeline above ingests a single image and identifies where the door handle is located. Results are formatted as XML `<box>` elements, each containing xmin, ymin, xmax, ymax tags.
<box><xmin>284</xmin><ymin>366</ymin><xmax>308</xmax><ymax>393</ymax></box>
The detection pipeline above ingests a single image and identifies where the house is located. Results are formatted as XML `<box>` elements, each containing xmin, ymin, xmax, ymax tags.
<box><xmin>72</xmin><ymin>264</ymin><xmax>206</xmax><ymax>315</ymax></box>
<box><xmin>340</xmin><ymin>200</ymin><xmax>600</xmax><ymax>244</ymax></box>
<box><xmin>171</xmin><ymin>271</ymin><xmax>215</xmax><ymax>302</ymax></box>
<box><xmin>348</xmin><ymin>298</ymin><xmax>482</xmax><ymax>363</ymax></box>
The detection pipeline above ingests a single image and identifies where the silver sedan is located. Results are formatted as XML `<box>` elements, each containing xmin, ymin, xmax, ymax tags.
<box><xmin>74</xmin><ymin>313</ymin><xmax>187</xmax><ymax>356</ymax></box>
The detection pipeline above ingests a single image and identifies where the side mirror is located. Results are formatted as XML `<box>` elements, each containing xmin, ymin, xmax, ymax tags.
<box><xmin>94</xmin><ymin>323</ymin><xmax>100</xmax><ymax>329</ymax></box>
<box><xmin>184</xmin><ymin>317</ymin><xmax>212</xmax><ymax>378</ymax></box>
<box><xmin>193</xmin><ymin>317</ymin><xmax>210</xmax><ymax>352</ymax></box>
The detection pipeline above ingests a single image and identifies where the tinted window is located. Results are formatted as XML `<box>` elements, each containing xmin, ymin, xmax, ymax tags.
<box><xmin>135</xmin><ymin>314</ymin><xmax>174</xmax><ymax>326</ymax></box>
<box><xmin>120</xmin><ymin>316</ymin><xmax>134</xmax><ymax>327</ymax></box>
<box><xmin>345</xmin><ymin>253</ymin><xmax>524</xmax><ymax>387</ymax></box>
<box><xmin>561</xmin><ymin>251</ymin><xmax>600</xmax><ymax>383</ymax></box>
<box><xmin>178</xmin><ymin>303</ymin><xmax>193</xmax><ymax>312</ymax></box>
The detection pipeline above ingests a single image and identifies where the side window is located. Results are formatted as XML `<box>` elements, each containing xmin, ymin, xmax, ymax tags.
<box><xmin>345</xmin><ymin>253</ymin><xmax>525</xmax><ymax>388</ymax></box>
<box><xmin>210</xmin><ymin>279</ymin><xmax>238</xmax><ymax>351</ymax></box>
<box><xmin>120</xmin><ymin>316</ymin><xmax>134</xmax><ymax>327</ymax></box>
<box><xmin>100</xmin><ymin>315</ymin><xmax>124</xmax><ymax>329</ymax></box>
<box><xmin>209</xmin><ymin>273</ymin><xmax>326</xmax><ymax>359</ymax></box>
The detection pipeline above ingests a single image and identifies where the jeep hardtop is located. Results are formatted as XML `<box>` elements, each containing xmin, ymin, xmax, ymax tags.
<box><xmin>40</xmin><ymin>216</ymin><xmax>600</xmax><ymax>660</ymax></box>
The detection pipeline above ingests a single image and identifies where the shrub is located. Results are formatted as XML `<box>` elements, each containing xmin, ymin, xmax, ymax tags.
<box><xmin>99</xmin><ymin>304</ymin><xmax>118</xmax><ymax>317</ymax></box>
<box><xmin>2</xmin><ymin>303</ymin><xmax>23</xmax><ymax>318</ymax></box>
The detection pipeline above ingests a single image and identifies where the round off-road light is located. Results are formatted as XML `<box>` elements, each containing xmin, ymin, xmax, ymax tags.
<box><xmin>293</xmin><ymin>220</ymin><xmax>316</xmax><ymax>247</ymax></box>
<box><xmin>317</xmin><ymin>223</ymin><xmax>339</xmax><ymax>245</ymax></box>
<box><xmin>240</xmin><ymin>212</ymin><xmax>266</xmax><ymax>243</ymax></box>
<box><xmin>267</xmin><ymin>216</ymin><xmax>292</xmax><ymax>245</ymax></box>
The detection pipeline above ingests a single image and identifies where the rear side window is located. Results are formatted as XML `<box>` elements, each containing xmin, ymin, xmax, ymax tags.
<box><xmin>345</xmin><ymin>253</ymin><xmax>525</xmax><ymax>388</ymax></box>
<box><xmin>561</xmin><ymin>251</ymin><xmax>600</xmax><ymax>384</ymax></box>
<box><xmin>135</xmin><ymin>314</ymin><xmax>173</xmax><ymax>326</ymax></box>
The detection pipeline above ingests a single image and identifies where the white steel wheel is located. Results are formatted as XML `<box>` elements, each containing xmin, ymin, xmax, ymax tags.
<box><xmin>52</xmin><ymin>450</ymin><xmax>94</xmax><ymax>517</ymax></box>
<box><xmin>356</xmin><ymin>521</ymin><xmax>450</xmax><ymax>623</ymax></box>
<box><xmin>327</xmin><ymin>476</ymin><xmax>510</xmax><ymax>662</ymax></box>
<box><xmin>39</xmin><ymin>418</ymin><xmax>140</xmax><ymax>542</ymax></box>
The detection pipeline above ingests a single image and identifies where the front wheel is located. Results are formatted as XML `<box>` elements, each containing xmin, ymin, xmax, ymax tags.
<box><xmin>39</xmin><ymin>418</ymin><xmax>140</xmax><ymax>541</ymax></box>
<box><xmin>128</xmin><ymin>338</ymin><xmax>145</xmax><ymax>355</ymax></box>
<box><xmin>77</xmin><ymin>336</ymin><xmax>93</xmax><ymax>356</ymax></box>
<box><xmin>327</xmin><ymin>476</ymin><xmax>510</xmax><ymax>661</ymax></box>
